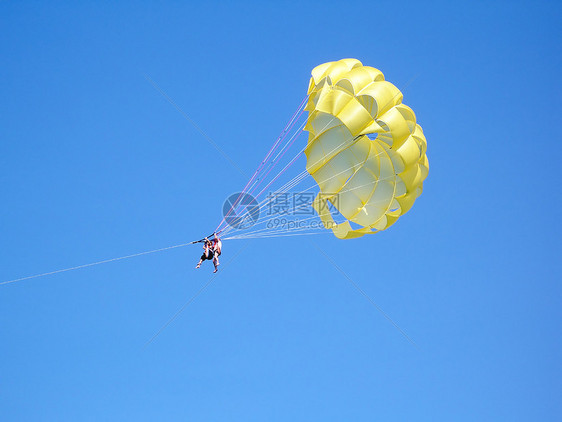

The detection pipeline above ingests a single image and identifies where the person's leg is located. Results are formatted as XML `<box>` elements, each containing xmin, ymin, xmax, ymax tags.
<box><xmin>213</xmin><ymin>253</ymin><xmax>220</xmax><ymax>273</ymax></box>
<box><xmin>196</xmin><ymin>249</ymin><xmax>210</xmax><ymax>269</ymax></box>
<box><xmin>196</xmin><ymin>252</ymin><xmax>206</xmax><ymax>268</ymax></box>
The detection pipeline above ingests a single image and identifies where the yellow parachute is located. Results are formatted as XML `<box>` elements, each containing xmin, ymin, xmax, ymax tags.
<box><xmin>304</xmin><ymin>58</ymin><xmax>429</xmax><ymax>239</ymax></box>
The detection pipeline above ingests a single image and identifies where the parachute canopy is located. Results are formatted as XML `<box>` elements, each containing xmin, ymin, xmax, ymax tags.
<box><xmin>304</xmin><ymin>58</ymin><xmax>429</xmax><ymax>239</ymax></box>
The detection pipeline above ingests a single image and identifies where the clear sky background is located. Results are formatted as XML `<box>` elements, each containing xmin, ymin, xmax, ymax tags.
<box><xmin>1</xmin><ymin>1</ymin><xmax>560</xmax><ymax>421</ymax></box>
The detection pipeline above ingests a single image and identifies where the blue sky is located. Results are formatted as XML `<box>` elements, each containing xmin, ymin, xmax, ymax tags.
<box><xmin>1</xmin><ymin>1</ymin><xmax>560</xmax><ymax>420</ymax></box>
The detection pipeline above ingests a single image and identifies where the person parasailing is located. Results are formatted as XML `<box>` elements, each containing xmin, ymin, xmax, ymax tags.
<box><xmin>195</xmin><ymin>235</ymin><xmax>222</xmax><ymax>273</ymax></box>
